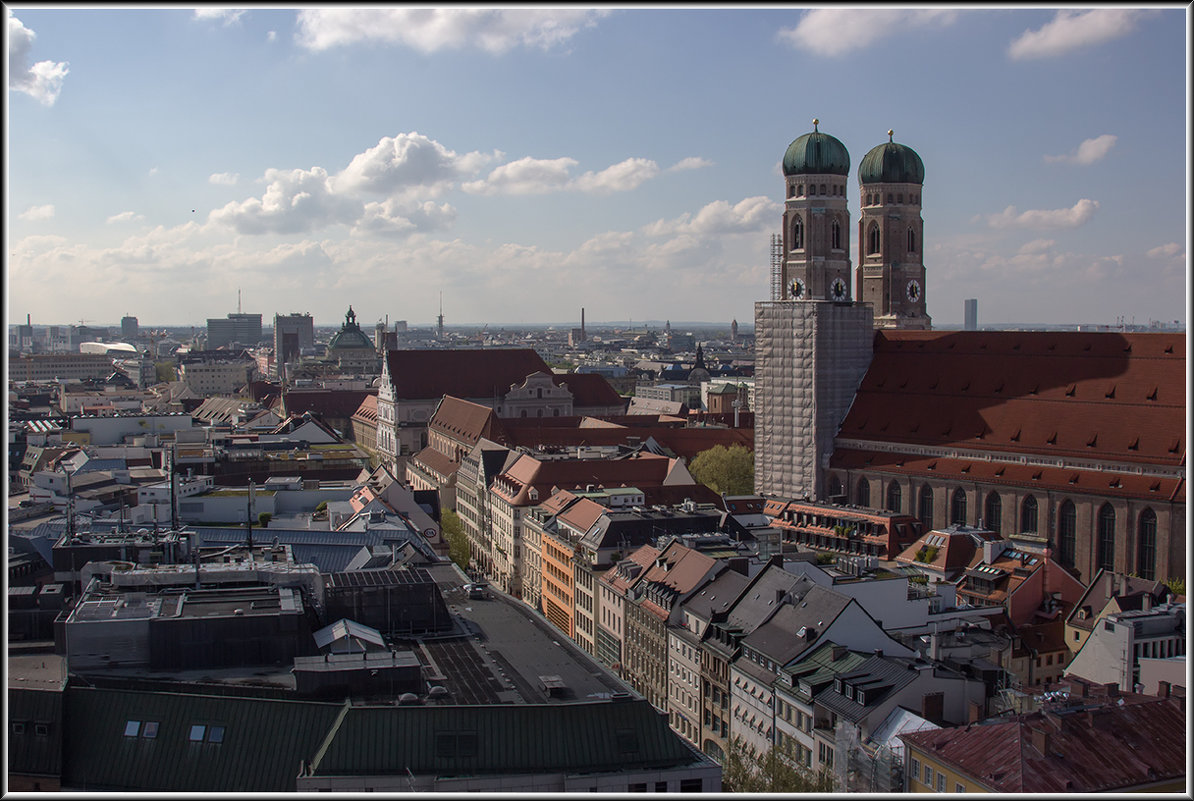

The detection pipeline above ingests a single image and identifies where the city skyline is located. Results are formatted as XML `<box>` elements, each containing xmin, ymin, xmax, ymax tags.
<box><xmin>8</xmin><ymin>7</ymin><xmax>1189</xmax><ymax>328</ymax></box>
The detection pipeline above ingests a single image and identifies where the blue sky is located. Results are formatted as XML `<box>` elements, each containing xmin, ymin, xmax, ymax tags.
<box><xmin>7</xmin><ymin>7</ymin><xmax>1188</xmax><ymax>329</ymax></box>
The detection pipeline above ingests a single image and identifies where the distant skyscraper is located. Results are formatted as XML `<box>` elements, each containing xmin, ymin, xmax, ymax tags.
<box><xmin>274</xmin><ymin>312</ymin><xmax>315</xmax><ymax>378</ymax></box>
<box><xmin>206</xmin><ymin>313</ymin><xmax>263</xmax><ymax>350</ymax></box>
<box><xmin>121</xmin><ymin>315</ymin><xmax>139</xmax><ymax>340</ymax></box>
<box><xmin>964</xmin><ymin>298</ymin><xmax>978</xmax><ymax>331</ymax></box>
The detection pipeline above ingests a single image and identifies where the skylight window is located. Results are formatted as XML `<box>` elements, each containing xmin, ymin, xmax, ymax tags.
<box><xmin>208</xmin><ymin>725</ymin><xmax>225</xmax><ymax>743</ymax></box>
<box><xmin>189</xmin><ymin>724</ymin><xmax>206</xmax><ymax>742</ymax></box>
<box><xmin>124</xmin><ymin>720</ymin><xmax>141</xmax><ymax>737</ymax></box>
<box><xmin>142</xmin><ymin>721</ymin><xmax>159</xmax><ymax>739</ymax></box>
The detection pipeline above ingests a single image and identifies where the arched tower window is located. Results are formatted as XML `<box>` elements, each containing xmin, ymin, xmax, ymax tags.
<box><xmin>856</xmin><ymin>478</ymin><xmax>870</xmax><ymax>508</ymax></box>
<box><xmin>828</xmin><ymin>475</ymin><xmax>843</xmax><ymax>501</ymax></box>
<box><xmin>918</xmin><ymin>485</ymin><xmax>934</xmax><ymax>531</ymax></box>
<box><xmin>831</xmin><ymin>219</ymin><xmax>842</xmax><ymax>250</ymax></box>
<box><xmin>1020</xmin><ymin>495</ymin><xmax>1038</xmax><ymax>534</ymax></box>
<box><xmin>1058</xmin><ymin>501</ymin><xmax>1077</xmax><ymax>566</ymax></box>
<box><xmin>886</xmin><ymin>481</ymin><xmax>902</xmax><ymax>513</ymax></box>
<box><xmin>797</xmin><ymin>184</ymin><xmax>804</xmax><ymax>196</ymax></box>
<box><xmin>950</xmin><ymin>488</ymin><xmax>967</xmax><ymax>525</ymax></box>
<box><xmin>907</xmin><ymin>227</ymin><xmax>916</xmax><ymax>253</ymax></box>
<box><xmin>792</xmin><ymin>216</ymin><xmax>804</xmax><ymax>250</ymax></box>
<box><xmin>1137</xmin><ymin>509</ymin><xmax>1157</xmax><ymax>580</ymax></box>
<box><xmin>1097</xmin><ymin>503</ymin><xmax>1116</xmax><ymax>571</ymax></box>
<box><xmin>984</xmin><ymin>492</ymin><xmax>1001</xmax><ymax>535</ymax></box>
<box><xmin>867</xmin><ymin>223</ymin><xmax>881</xmax><ymax>255</ymax></box>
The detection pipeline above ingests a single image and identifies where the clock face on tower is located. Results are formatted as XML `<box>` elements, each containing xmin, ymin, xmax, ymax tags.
<box><xmin>789</xmin><ymin>278</ymin><xmax>805</xmax><ymax>300</ymax></box>
<box><xmin>830</xmin><ymin>277</ymin><xmax>848</xmax><ymax>301</ymax></box>
<box><xmin>906</xmin><ymin>279</ymin><xmax>921</xmax><ymax>303</ymax></box>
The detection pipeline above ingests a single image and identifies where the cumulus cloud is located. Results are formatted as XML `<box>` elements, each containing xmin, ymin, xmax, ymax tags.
<box><xmin>1147</xmin><ymin>242</ymin><xmax>1184</xmax><ymax>259</ymax></box>
<box><xmin>1008</xmin><ymin>10</ymin><xmax>1155</xmax><ymax>60</ymax></box>
<box><xmin>982</xmin><ymin>199</ymin><xmax>1099</xmax><ymax>229</ymax></box>
<box><xmin>463</xmin><ymin>156</ymin><xmax>665</xmax><ymax>196</ymax></box>
<box><xmin>18</xmin><ymin>204</ymin><xmax>56</xmax><ymax>221</ymax></box>
<box><xmin>210</xmin><ymin>166</ymin><xmax>361</xmax><ymax>235</ymax></box>
<box><xmin>643</xmin><ymin>196</ymin><xmax>779</xmax><ymax>237</ymax></box>
<box><xmin>193</xmin><ymin>9</ymin><xmax>246</xmax><ymax>26</ymax></box>
<box><xmin>295</xmin><ymin>8</ymin><xmax>608</xmax><ymax>53</ymax></box>
<box><xmin>668</xmin><ymin>157</ymin><xmax>713</xmax><ymax>172</ymax></box>
<box><xmin>335</xmin><ymin>133</ymin><xmax>497</xmax><ymax>196</ymax></box>
<box><xmin>8</xmin><ymin>12</ymin><xmax>69</xmax><ymax>106</ymax></box>
<box><xmin>352</xmin><ymin>199</ymin><xmax>457</xmax><ymax>238</ymax></box>
<box><xmin>107</xmin><ymin>211</ymin><xmax>145</xmax><ymax>224</ymax></box>
<box><xmin>1018</xmin><ymin>239</ymin><xmax>1055</xmax><ymax>255</ymax></box>
<box><xmin>209</xmin><ymin>172</ymin><xmax>240</xmax><ymax>186</ymax></box>
<box><xmin>573</xmin><ymin>158</ymin><xmax>660</xmax><ymax>194</ymax></box>
<box><xmin>462</xmin><ymin>156</ymin><xmax>577</xmax><ymax>196</ymax></box>
<box><xmin>778</xmin><ymin>9</ymin><xmax>957</xmax><ymax>57</ymax></box>
<box><xmin>1043</xmin><ymin>134</ymin><xmax>1117</xmax><ymax>165</ymax></box>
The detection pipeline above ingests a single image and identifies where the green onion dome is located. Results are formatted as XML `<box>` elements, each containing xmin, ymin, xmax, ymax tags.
<box><xmin>782</xmin><ymin>119</ymin><xmax>850</xmax><ymax>177</ymax></box>
<box><xmin>859</xmin><ymin>130</ymin><xmax>924</xmax><ymax>185</ymax></box>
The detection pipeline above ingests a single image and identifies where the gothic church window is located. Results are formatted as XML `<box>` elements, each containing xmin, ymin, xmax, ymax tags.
<box><xmin>918</xmin><ymin>485</ymin><xmax>933</xmax><ymax>531</ymax></box>
<box><xmin>951</xmin><ymin>488</ymin><xmax>967</xmax><ymax>525</ymax></box>
<box><xmin>984</xmin><ymin>492</ymin><xmax>1001</xmax><ymax>535</ymax></box>
<box><xmin>856</xmin><ymin>478</ymin><xmax>870</xmax><ymax>507</ymax></box>
<box><xmin>867</xmin><ymin>223</ymin><xmax>881</xmax><ymax>255</ymax></box>
<box><xmin>831</xmin><ymin>219</ymin><xmax>842</xmax><ymax>250</ymax></box>
<box><xmin>907</xmin><ymin>227</ymin><xmax>916</xmax><ymax>253</ymax></box>
<box><xmin>1020</xmin><ymin>495</ymin><xmax>1038</xmax><ymax>534</ymax></box>
<box><xmin>886</xmin><ymin>482</ymin><xmax>902</xmax><ymax>513</ymax></box>
<box><xmin>1058</xmin><ymin>501</ymin><xmax>1076</xmax><ymax>566</ymax></box>
<box><xmin>798</xmin><ymin>184</ymin><xmax>804</xmax><ymax>196</ymax></box>
<box><xmin>1137</xmin><ymin>508</ymin><xmax>1156</xmax><ymax>580</ymax></box>
<box><xmin>792</xmin><ymin>216</ymin><xmax>804</xmax><ymax>250</ymax></box>
<box><xmin>1097</xmin><ymin>503</ymin><xmax>1116</xmax><ymax>571</ymax></box>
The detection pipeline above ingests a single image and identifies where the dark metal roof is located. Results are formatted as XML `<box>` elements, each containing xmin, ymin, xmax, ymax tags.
<box><xmin>9</xmin><ymin>688</ymin><xmax>64</xmax><ymax>779</ymax></box>
<box><xmin>61</xmin><ymin>686</ymin><xmax>344</xmax><ymax>792</ymax></box>
<box><xmin>309</xmin><ymin>699</ymin><xmax>700</xmax><ymax>777</ymax></box>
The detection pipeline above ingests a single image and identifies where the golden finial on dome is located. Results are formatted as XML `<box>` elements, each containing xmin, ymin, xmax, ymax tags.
<box><xmin>888</xmin><ymin>129</ymin><xmax>894</xmax><ymax>142</ymax></box>
<box><xmin>813</xmin><ymin>118</ymin><xmax>819</xmax><ymax>131</ymax></box>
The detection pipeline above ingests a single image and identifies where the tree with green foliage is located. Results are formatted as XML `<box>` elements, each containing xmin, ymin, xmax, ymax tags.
<box><xmin>721</xmin><ymin>736</ymin><xmax>835</xmax><ymax>793</ymax></box>
<box><xmin>257</xmin><ymin>512</ymin><xmax>272</xmax><ymax>528</ymax></box>
<box><xmin>689</xmin><ymin>444</ymin><xmax>754</xmax><ymax>496</ymax></box>
<box><xmin>1164</xmin><ymin>576</ymin><xmax>1185</xmax><ymax>596</ymax></box>
<box><xmin>440</xmin><ymin>509</ymin><xmax>470</xmax><ymax>571</ymax></box>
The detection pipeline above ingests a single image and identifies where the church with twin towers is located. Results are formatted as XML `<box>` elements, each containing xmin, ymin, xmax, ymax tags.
<box><xmin>753</xmin><ymin>120</ymin><xmax>1184</xmax><ymax>586</ymax></box>
<box><xmin>756</xmin><ymin>119</ymin><xmax>931</xmax><ymax>501</ymax></box>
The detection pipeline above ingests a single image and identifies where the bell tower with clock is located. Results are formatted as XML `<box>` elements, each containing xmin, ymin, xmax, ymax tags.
<box><xmin>756</xmin><ymin>120</ymin><xmax>874</xmax><ymax>501</ymax></box>
<box><xmin>779</xmin><ymin>119</ymin><xmax>854</xmax><ymax>303</ymax></box>
<box><xmin>858</xmin><ymin>131</ymin><xmax>931</xmax><ymax>329</ymax></box>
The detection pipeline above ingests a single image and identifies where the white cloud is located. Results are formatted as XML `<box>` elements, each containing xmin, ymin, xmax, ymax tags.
<box><xmin>462</xmin><ymin>156</ymin><xmax>577</xmax><ymax>196</ymax></box>
<box><xmin>18</xmin><ymin>204</ymin><xmax>55</xmax><ymax>221</ymax></box>
<box><xmin>643</xmin><ymin>196</ymin><xmax>779</xmax><ymax>237</ymax></box>
<box><xmin>352</xmin><ymin>199</ymin><xmax>457</xmax><ymax>238</ymax></box>
<box><xmin>573</xmin><ymin>158</ymin><xmax>660</xmax><ymax>194</ymax></box>
<box><xmin>107</xmin><ymin>211</ymin><xmax>145</xmax><ymax>224</ymax></box>
<box><xmin>778</xmin><ymin>9</ymin><xmax>957</xmax><ymax>57</ymax></box>
<box><xmin>335</xmin><ymin>132</ymin><xmax>496</xmax><ymax>196</ymax></box>
<box><xmin>983</xmin><ymin>199</ymin><xmax>1099</xmax><ymax>229</ymax></box>
<box><xmin>193</xmin><ymin>9</ymin><xmax>246</xmax><ymax>26</ymax></box>
<box><xmin>1018</xmin><ymin>239</ymin><xmax>1055</xmax><ymax>255</ymax></box>
<box><xmin>210</xmin><ymin>166</ymin><xmax>362</xmax><ymax>235</ymax></box>
<box><xmin>295</xmin><ymin>8</ymin><xmax>608</xmax><ymax>53</ymax></box>
<box><xmin>463</xmin><ymin>155</ymin><xmax>673</xmax><ymax>196</ymax></box>
<box><xmin>1043</xmin><ymin>134</ymin><xmax>1117</xmax><ymax>165</ymax></box>
<box><xmin>209</xmin><ymin>172</ymin><xmax>240</xmax><ymax>186</ymax></box>
<box><xmin>1008</xmin><ymin>10</ymin><xmax>1155</xmax><ymax>60</ymax></box>
<box><xmin>1147</xmin><ymin>242</ymin><xmax>1184</xmax><ymax>260</ymax></box>
<box><xmin>668</xmin><ymin>157</ymin><xmax>713</xmax><ymax>172</ymax></box>
<box><xmin>8</xmin><ymin>12</ymin><xmax>69</xmax><ymax>106</ymax></box>
<box><xmin>266</xmin><ymin>30</ymin><xmax>277</xmax><ymax>42</ymax></box>
<box><xmin>148</xmin><ymin>166</ymin><xmax>160</xmax><ymax>176</ymax></box>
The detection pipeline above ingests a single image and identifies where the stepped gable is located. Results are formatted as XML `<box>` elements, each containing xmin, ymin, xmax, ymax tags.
<box><xmin>384</xmin><ymin>349</ymin><xmax>551</xmax><ymax>400</ymax></box>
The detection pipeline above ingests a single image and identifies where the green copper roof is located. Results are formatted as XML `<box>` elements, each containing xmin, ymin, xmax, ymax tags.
<box><xmin>859</xmin><ymin>133</ymin><xmax>924</xmax><ymax>185</ymax></box>
<box><xmin>782</xmin><ymin>120</ymin><xmax>850</xmax><ymax>177</ymax></box>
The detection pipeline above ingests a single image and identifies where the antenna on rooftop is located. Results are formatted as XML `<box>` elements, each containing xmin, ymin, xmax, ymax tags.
<box><xmin>237</xmin><ymin>288</ymin><xmax>241</xmax><ymax>315</ymax></box>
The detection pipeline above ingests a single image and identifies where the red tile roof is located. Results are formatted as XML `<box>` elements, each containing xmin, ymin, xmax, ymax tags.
<box><xmin>556</xmin><ymin>373</ymin><xmax>626</xmax><ymax>409</ymax></box>
<box><xmin>901</xmin><ymin>695</ymin><xmax>1187</xmax><ymax>792</ymax></box>
<box><xmin>832</xmin><ymin>447</ymin><xmax>1185</xmax><ymax>503</ymax></box>
<box><xmin>351</xmin><ymin>395</ymin><xmax>378</xmax><ymax>424</ymax></box>
<box><xmin>838</xmin><ymin>330</ymin><xmax>1185</xmax><ymax>468</ymax></box>
<box><xmin>384</xmin><ymin>349</ymin><xmax>550</xmax><ymax>400</ymax></box>
<box><xmin>428</xmin><ymin>396</ymin><xmax>502</xmax><ymax>444</ymax></box>
<box><xmin>492</xmin><ymin>452</ymin><xmax>687</xmax><ymax>507</ymax></box>
<box><xmin>283</xmin><ymin>389</ymin><xmax>376</xmax><ymax>420</ymax></box>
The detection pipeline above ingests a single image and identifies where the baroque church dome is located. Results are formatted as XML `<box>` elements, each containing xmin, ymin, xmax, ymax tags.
<box><xmin>328</xmin><ymin>306</ymin><xmax>373</xmax><ymax>351</ymax></box>
<box><xmin>859</xmin><ymin>132</ymin><xmax>924</xmax><ymax>184</ymax></box>
<box><xmin>782</xmin><ymin>119</ymin><xmax>850</xmax><ymax>177</ymax></box>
